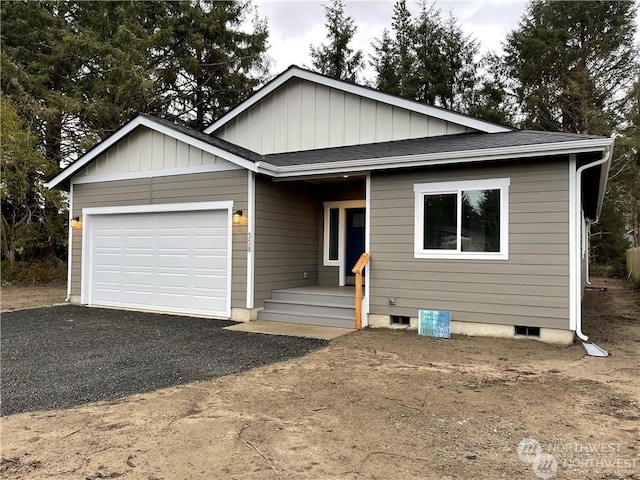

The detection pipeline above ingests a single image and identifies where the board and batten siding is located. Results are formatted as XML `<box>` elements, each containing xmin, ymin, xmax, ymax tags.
<box><xmin>75</xmin><ymin>127</ymin><xmax>233</xmax><ymax>178</ymax></box>
<box><xmin>215</xmin><ymin>78</ymin><xmax>472</xmax><ymax>155</ymax></box>
<box><xmin>369</xmin><ymin>158</ymin><xmax>571</xmax><ymax>330</ymax></box>
<box><xmin>71</xmin><ymin>169</ymin><xmax>248</xmax><ymax>310</ymax></box>
<box><xmin>253</xmin><ymin>176</ymin><xmax>319</xmax><ymax>307</ymax></box>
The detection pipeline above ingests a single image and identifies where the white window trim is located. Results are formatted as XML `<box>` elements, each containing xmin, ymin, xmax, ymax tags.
<box><xmin>413</xmin><ymin>178</ymin><xmax>510</xmax><ymax>260</ymax></box>
<box><xmin>323</xmin><ymin>200</ymin><xmax>366</xmax><ymax>286</ymax></box>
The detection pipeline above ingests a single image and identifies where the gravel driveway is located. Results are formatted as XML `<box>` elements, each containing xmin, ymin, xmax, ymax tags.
<box><xmin>1</xmin><ymin>306</ymin><xmax>327</xmax><ymax>416</ymax></box>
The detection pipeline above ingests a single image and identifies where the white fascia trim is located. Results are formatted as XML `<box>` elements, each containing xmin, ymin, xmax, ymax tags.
<box><xmin>246</xmin><ymin>171</ymin><xmax>255</xmax><ymax>309</ymax></box>
<box><xmin>413</xmin><ymin>177</ymin><xmax>510</xmax><ymax>261</ymax></box>
<box><xmin>70</xmin><ymin>162</ymin><xmax>241</xmax><ymax>186</ymax></box>
<box><xmin>256</xmin><ymin>138</ymin><xmax>614</xmax><ymax>178</ymax></box>
<box><xmin>203</xmin><ymin>67</ymin><xmax>511</xmax><ymax>135</ymax></box>
<box><xmin>82</xmin><ymin>201</ymin><xmax>234</xmax><ymax>216</ymax></box>
<box><xmin>568</xmin><ymin>155</ymin><xmax>578</xmax><ymax>332</ymax></box>
<box><xmin>595</xmin><ymin>151</ymin><xmax>612</xmax><ymax>220</ymax></box>
<box><xmin>48</xmin><ymin>116</ymin><xmax>258</xmax><ymax>189</ymax></box>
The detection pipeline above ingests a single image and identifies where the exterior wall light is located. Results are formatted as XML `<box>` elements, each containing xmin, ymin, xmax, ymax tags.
<box><xmin>70</xmin><ymin>216</ymin><xmax>82</xmax><ymax>228</ymax></box>
<box><xmin>233</xmin><ymin>210</ymin><xmax>246</xmax><ymax>225</ymax></box>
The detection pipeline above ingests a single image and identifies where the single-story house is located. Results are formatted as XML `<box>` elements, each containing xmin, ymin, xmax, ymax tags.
<box><xmin>48</xmin><ymin>66</ymin><xmax>614</xmax><ymax>345</ymax></box>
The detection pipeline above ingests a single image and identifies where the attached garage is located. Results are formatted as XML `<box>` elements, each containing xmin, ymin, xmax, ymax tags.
<box><xmin>81</xmin><ymin>202</ymin><xmax>233</xmax><ymax>318</ymax></box>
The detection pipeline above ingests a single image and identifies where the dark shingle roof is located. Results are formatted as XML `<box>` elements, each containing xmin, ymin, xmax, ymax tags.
<box><xmin>264</xmin><ymin>130</ymin><xmax>608</xmax><ymax>167</ymax></box>
<box><xmin>142</xmin><ymin>115</ymin><xmax>264</xmax><ymax>162</ymax></box>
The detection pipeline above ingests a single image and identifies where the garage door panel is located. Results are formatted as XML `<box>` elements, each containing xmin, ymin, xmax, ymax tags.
<box><xmin>125</xmin><ymin>238</ymin><xmax>154</xmax><ymax>249</ymax></box>
<box><xmin>156</xmin><ymin>255</ymin><xmax>190</xmax><ymax>268</ymax></box>
<box><xmin>88</xmin><ymin>208</ymin><xmax>230</xmax><ymax>317</ymax></box>
<box><xmin>193</xmin><ymin>275</ymin><xmax>227</xmax><ymax>288</ymax></box>
<box><xmin>192</xmin><ymin>237</ymin><xmax>227</xmax><ymax>250</ymax></box>
<box><xmin>157</xmin><ymin>236</ymin><xmax>190</xmax><ymax>249</ymax></box>
<box><xmin>157</xmin><ymin>293</ymin><xmax>189</xmax><ymax>308</ymax></box>
<box><xmin>191</xmin><ymin>296</ymin><xmax>226</xmax><ymax>312</ymax></box>
<box><xmin>156</xmin><ymin>273</ymin><xmax>189</xmax><ymax>287</ymax></box>
<box><xmin>193</xmin><ymin>256</ymin><xmax>228</xmax><ymax>269</ymax></box>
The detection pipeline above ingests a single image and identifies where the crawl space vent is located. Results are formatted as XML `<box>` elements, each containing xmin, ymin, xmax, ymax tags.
<box><xmin>515</xmin><ymin>326</ymin><xmax>540</xmax><ymax>337</ymax></box>
<box><xmin>390</xmin><ymin>315</ymin><xmax>410</xmax><ymax>326</ymax></box>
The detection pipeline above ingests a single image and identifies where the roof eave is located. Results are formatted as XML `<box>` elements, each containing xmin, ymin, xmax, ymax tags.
<box><xmin>595</xmin><ymin>144</ymin><xmax>614</xmax><ymax>220</ymax></box>
<box><xmin>257</xmin><ymin>138</ymin><xmax>615</xmax><ymax>178</ymax></box>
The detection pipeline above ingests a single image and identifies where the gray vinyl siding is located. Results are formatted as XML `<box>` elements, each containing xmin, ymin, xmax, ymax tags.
<box><xmin>215</xmin><ymin>78</ymin><xmax>473</xmax><ymax>155</ymax></box>
<box><xmin>369</xmin><ymin>158</ymin><xmax>571</xmax><ymax>330</ymax></box>
<box><xmin>253</xmin><ymin>176</ymin><xmax>319</xmax><ymax>307</ymax></box>
<box><xmin>71</xmin><ymin>170</ymin><xmax>248</xmax><ymax>309</ymax></box>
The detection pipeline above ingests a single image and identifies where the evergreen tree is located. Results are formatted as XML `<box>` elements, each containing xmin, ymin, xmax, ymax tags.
<box><xmin>1</xmin><ymin>1</ymin><xmax>83</xmax><ymax>168</ymax></box>
<box><xmin>467</xmin><ymin>53</ymin><xmax>515</xmax><ymax>126</ymax></box>
<box><xmin>503</xmin><ymin>0</ymin><xmax>638</xmax><ymax>135</ymax></box>
<box><xmin>372</xmin><ymin>1</ymin><xmax>481</xmax><ymax>113</ymax></box>
<box><xmin>0</xmin><ymin>0</ymin><xmax>270</xmax><ymax>264</ymax></box>
<box><xmin>158</xmin><ymin>1</ymin><xmax>269</xmax><ymax>130</ymax></box>
<box><xmin>310</xmin><ymin>0</ymin><xmax>364</xmax><ymax>82</ymax></box>
<box><xmin>592</xmin><ymin>79</ymin><xmax>640</xmax><ymax>267</ymax></box>
<box><xmin>391</xmin><ymin>0</ymin><xmax>417</xmax><ymax>98</ymax></box>
<box><xmin>71</xmin><ymin>1</ymin><xmax>173</xmax><ymax>144</ymax></box>
<box><xmin>412</xmin><ymin>1</ymin><xmax>442</xmax><ymax>105</ymax></box>
<box><xmin>502</xmin><ymin>0</ymin><xmax>639</xmax><ymax>271</ymax></box>
<box><xmin>436</xmin><ymin>13</ymin><xmax>478</xmax><ymax>111</ymax></box>
<box><xmin>371</xmin><ymin>29</ymin><xmax>400</xmax><ymax>94</ymax></box>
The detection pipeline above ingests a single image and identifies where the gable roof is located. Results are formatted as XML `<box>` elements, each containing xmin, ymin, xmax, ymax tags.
<box><xmin>264</xmin><ymin>130</ymin><xmax>611</xmax><ymax>168</ymax></box>
<box><xmin>47</xmin><ymin>115</ymin><xmax>263</xmax><ymax>189</ymax></box>
<box><xmin>48</xmin><ymin>113</ymin><xmax>613</xmax><ymax>201</ymax></box>
<box><xmin>203</xmin><ymin>65</ymin><xmax>513</xmax><ymax>135</ymax></box>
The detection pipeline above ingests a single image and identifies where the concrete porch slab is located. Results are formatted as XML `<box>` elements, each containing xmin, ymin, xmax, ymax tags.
<box><xmin>224</xmin><ymin>320</ymin><xmax>355</xmax><ymax>340</ymax></box>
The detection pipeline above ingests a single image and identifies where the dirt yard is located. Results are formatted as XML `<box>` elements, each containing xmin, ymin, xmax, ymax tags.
<box><xmin>1</xmin><ymin>279</ymin><xmax>639</xmax><ymax>480</ymax></box>
<box><xmin>1</xmin><ymin>282</ymin><xmax>67</xmax><ymax>312</ymax></box>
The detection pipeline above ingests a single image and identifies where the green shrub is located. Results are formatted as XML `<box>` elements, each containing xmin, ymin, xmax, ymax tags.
<box><xmin>590</xmin><ymin>262</ymin><xmax>627</xmax><ymax>279</ymax></box>
<box><xmin>1</xmin><ymin>259</ymin><xmax>67</xmax><ymax>285</ymax></box>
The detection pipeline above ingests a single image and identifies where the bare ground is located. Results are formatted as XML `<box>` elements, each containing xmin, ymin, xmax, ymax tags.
<box><xmin>1</xmin><ymin>278</ymin><xmax>639</xmax><ymax>480</ymax></box>
<box><xmin>1</xmin><ymin>282</ymin><xmax>67</xmax><ymax>312</ymax></box>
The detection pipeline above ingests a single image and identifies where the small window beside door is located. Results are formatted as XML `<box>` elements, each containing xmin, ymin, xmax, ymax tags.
<box><xmin>328</xmin><ymin>208</ymin><xmax>339</xmax><ymax>262</ymax></box>
<box><xmin>323</xmin><ymin>201</ymin><xmax>366</xmax><ymax>267</ymax></box>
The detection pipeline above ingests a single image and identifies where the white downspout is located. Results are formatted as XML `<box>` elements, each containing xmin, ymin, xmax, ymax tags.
<box><xmin>586</xmin><ymin>221</ymin><xmax>591</xmax><ymax>285</ymax></box>
<box><xmin>574</xmin><ymin>148</ymin><xmax>612</xmax><ymax>342</ymax></box>
<box><xmin>65</xmin><ymin>184</ymin><xmax>73</xmax><ymax>302</ymax></box>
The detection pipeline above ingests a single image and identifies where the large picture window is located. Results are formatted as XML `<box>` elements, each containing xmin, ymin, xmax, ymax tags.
<box><xmin>414</xmin><ymin>178</ymin><xmax>510</xmax><ymax>260</ymax></box>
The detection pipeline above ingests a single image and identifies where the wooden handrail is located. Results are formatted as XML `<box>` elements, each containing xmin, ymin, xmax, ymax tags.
<box><xmin>352</xmin><ymin>252</ymin><xmax>371</xmax><ymax>330</ymax></box>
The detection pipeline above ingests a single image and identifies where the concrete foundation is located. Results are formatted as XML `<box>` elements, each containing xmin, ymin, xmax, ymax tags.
<box><xmin>231</xmin><ymin>307</ymin><xmax>263</xmax><ymax>322</ymax></box>
<box><xmin>367</xmin><ymin>314</ymin><xmax>574</xmax><ymax>345</ymax></box>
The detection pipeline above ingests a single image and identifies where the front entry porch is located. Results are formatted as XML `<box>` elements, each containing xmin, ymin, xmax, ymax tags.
<box><xmin>257</xmin><ymin>286</ymin><xmax>356</xmax><ymax>329</ymax></box>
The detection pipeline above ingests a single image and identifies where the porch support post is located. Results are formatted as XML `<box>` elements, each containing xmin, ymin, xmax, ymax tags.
<box><xmin>352</xmin><ymin>253</ymin><xmax>371</xmax><ymax>330</ymax></box>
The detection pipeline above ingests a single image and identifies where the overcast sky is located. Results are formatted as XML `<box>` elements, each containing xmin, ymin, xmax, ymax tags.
<box><xmin>251</xmin><ymin>0</ymin><xmax>532</xmax><ymax>81</ymax></box>
<box><xmin>251</xmin><ymin>0</ymin><xmax>640</xmax><ymax>83</ymax></box>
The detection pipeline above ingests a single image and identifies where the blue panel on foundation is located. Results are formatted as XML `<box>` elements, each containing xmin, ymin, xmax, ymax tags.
<box><xmin>418</xmin><ymin>310</ymin><xmax>451</xmax><ymax>338</ymax></box>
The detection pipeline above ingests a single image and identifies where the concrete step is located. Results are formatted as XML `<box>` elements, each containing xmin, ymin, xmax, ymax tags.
<box><xmin>257</xmin><ymin>310</ymin><xmax>355</xmax><ymax>329</ymax></box>
<box><xmin>263</xmin><ymin>299</ymin><xmax>355</xmax><ymax>317</ymax></box>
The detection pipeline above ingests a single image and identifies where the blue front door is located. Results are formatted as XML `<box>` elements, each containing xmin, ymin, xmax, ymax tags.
<box><xmin>345</xmin><ymin>208</ymin><xmax>365</xmax><ymax>285</ymax></box>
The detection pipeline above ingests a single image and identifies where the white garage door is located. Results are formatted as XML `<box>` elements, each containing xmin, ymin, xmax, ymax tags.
<box><xmin>86</xmin><ymin>208</ymin><xmax>230</xmax><ymax>317</ymax></box>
